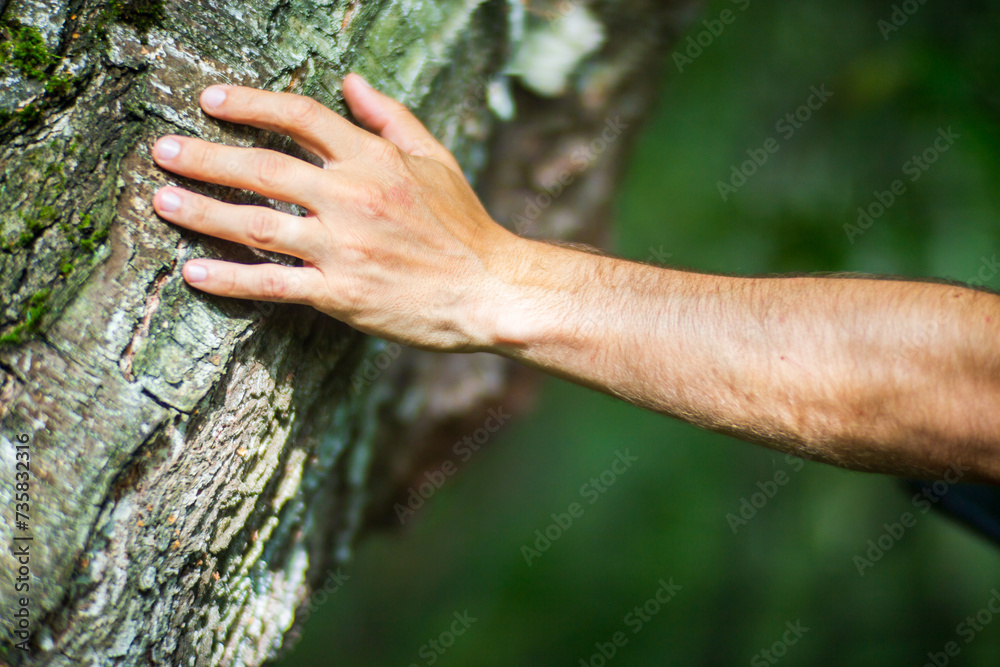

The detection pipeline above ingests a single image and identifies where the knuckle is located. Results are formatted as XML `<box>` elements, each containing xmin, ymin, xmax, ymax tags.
<box><xmin>247</xmin><ymin>209</ymin><xmax>280</xmax><ymax>246</ymax></box>
<box><xmin>259</xmin><ymin>269</ymin><xmax>288</xmax><ymax>300</ymax></box>
<box><xmin>285</xmin><ymin>97</ymin><xmax>321</xmax><ymax>127</ymax></box>
<box><xmin>254</xmin><ymin>150</ymin><xmax>284</xmax><ymax>189</ymax></box>
<box><xmin>368</xmin><ymin>137</ymin><xmax>403</xmax><ymax>167</ymax></box>
<box><xmin>330</xmin><ymin>273</ymin><xmax>364</xmax><ymax>317</ymax></box>
<box><xmin>186</xmin><ymin>194</ymin><xmax>209</xmax><ymax>223</ymax></box>
<box><xmin>223</xmin><ymin>268</ymin><xmax>241</xmax><ymax>295</ymax></box>
<box><xmin>353</xmin><ymin>182</ymin><xmax>390</xmax><ymax>220</ymax></box>
<box><xmin>194</xmin><ymin>143</ymin><xmax>218</xmax><ymax>177</ymax></box>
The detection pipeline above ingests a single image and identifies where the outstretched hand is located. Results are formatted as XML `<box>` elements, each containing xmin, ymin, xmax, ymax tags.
<box><xmin>152</xmin><ymin>73</ymin><xmax>519</xmax><ymax>351</ymax></box>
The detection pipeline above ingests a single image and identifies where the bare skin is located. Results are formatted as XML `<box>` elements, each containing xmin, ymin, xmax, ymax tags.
<box><xmin>150</xmin><ymin>74</ymin><xmax>1000</xmax><ymax>484</ymax></box>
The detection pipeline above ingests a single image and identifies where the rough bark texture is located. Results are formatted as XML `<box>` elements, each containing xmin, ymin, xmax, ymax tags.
<box><xmin>0</xmin><ymin>0</ymin><xmax>698</xmax><ymax>665</ymax></box>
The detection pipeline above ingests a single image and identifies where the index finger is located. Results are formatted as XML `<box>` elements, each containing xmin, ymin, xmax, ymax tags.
<box><xmin>200</xmin><ymin>85</ymin><xmax>370</xmax><ymax>165</ymax></box>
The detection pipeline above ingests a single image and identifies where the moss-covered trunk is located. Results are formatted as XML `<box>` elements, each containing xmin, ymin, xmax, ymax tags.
<box><xmin>0</xmin><ymin>0</ymin><xmax>697</xmax><ymax>664</ymax></box>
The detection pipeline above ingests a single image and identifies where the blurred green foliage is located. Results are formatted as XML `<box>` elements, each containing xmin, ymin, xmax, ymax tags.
<box><xmin>277</xmin><ymin>0</ymin><xmax>1000</xmax><ymax>664</ymax></box>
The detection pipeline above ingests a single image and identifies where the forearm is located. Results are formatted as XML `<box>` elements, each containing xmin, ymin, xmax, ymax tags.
<box><xmin>150</xmin><ymin>80</ymin><xmax>1000</xmax><ymax>483</ymax></box>
<box><xmin>485</xmin><ymin>238</ymin><xmax>1000</xmax><ymax>482</ymax></box>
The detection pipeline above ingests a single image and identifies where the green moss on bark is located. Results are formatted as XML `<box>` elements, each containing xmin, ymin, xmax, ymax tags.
<box><xmin>109</xmin><ymin>0</ymin><xmax>166</xmax><ymax>35</ymax></box>
<box><xmin>0</xmin><ymin>18</ymin><xmax>82</xmax><ymax>131</ymax></box>
<box><xmin>1</xmin><ymin>20</ymin><xmax>55</xmax><ymax>79</ymax></box>
<box><xmin>0</xmin><ymin>288</ymin><xmax>52</xmax><ymax>345</ymax></box>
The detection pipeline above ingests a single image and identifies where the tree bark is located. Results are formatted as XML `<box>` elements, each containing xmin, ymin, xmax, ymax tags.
<box><xmin>0</xmin><ymin>0</ymin><xmax>698</xmax><ymax>664</ymax></box>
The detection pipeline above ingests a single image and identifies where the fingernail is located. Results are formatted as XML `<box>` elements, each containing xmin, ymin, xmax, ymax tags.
<box><xmin>353</xmin><ymin>74</ymin><xmax>372</xmax><ymax>89</ymax></box>
<box><xmin>202</xmin><ymin>86</ymin><xmax>227</xmax><ymax>109</ymax></box>
<box><xmin>155</xmin><ymin>138</ymin><xmax>181</xmax><ymax>160</ymax></box>
<box><xmin>185</xmin><ymin>262</ymin><xmax>208</xmax><ymax>283</ymax></box>
<box><xmin>158</xmin><ymin>190</ymin><xmax>182</xmax><ymax>212</ymax></box>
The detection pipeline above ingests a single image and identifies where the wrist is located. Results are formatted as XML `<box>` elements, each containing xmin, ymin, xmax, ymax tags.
<box><xmin>464</xmin><ymin>231</ymin><xmax>534</xmax><ymax>353</ymax></box>
<box><xmin>470</xmin><ymin>234</ymin><xmax>598</xmax><ymax>357</ymax></box>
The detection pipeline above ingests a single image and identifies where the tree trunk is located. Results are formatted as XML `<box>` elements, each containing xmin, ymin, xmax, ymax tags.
<box><xmin>0</xmin><ymin>0</ymin><xmax>698</xmax><ymax>664</ymax></box>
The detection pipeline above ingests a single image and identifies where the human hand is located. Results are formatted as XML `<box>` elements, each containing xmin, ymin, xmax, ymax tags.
<box><xmin>151</xmin><ymin>73</ymin><xmax>522</xmax><ymax>351</ymax></box>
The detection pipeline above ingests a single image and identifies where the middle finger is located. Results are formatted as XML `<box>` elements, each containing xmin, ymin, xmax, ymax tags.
<box><xmin>153</xmin><ymin>186</ymin><xmax>327</xmax><ymax>263</ymax></box>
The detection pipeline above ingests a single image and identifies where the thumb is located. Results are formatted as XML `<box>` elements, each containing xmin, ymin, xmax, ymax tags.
<box><xmin>343</xmin><ymin>73</ymin><xmax>462</xmax><ymax>173</ymax></box>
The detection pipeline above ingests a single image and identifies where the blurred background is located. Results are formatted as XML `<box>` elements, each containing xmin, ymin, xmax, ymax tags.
<box><xmin>278</xmin><ymin>0</ymin><xmax>1000</xmax><ymax>664</ymax></box>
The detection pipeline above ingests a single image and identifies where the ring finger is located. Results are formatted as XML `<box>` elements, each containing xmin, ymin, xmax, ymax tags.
<box><xmin>154</xmin><ymin>186</ymin><xmax>327</xmax><ymax>263</ymax></box>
